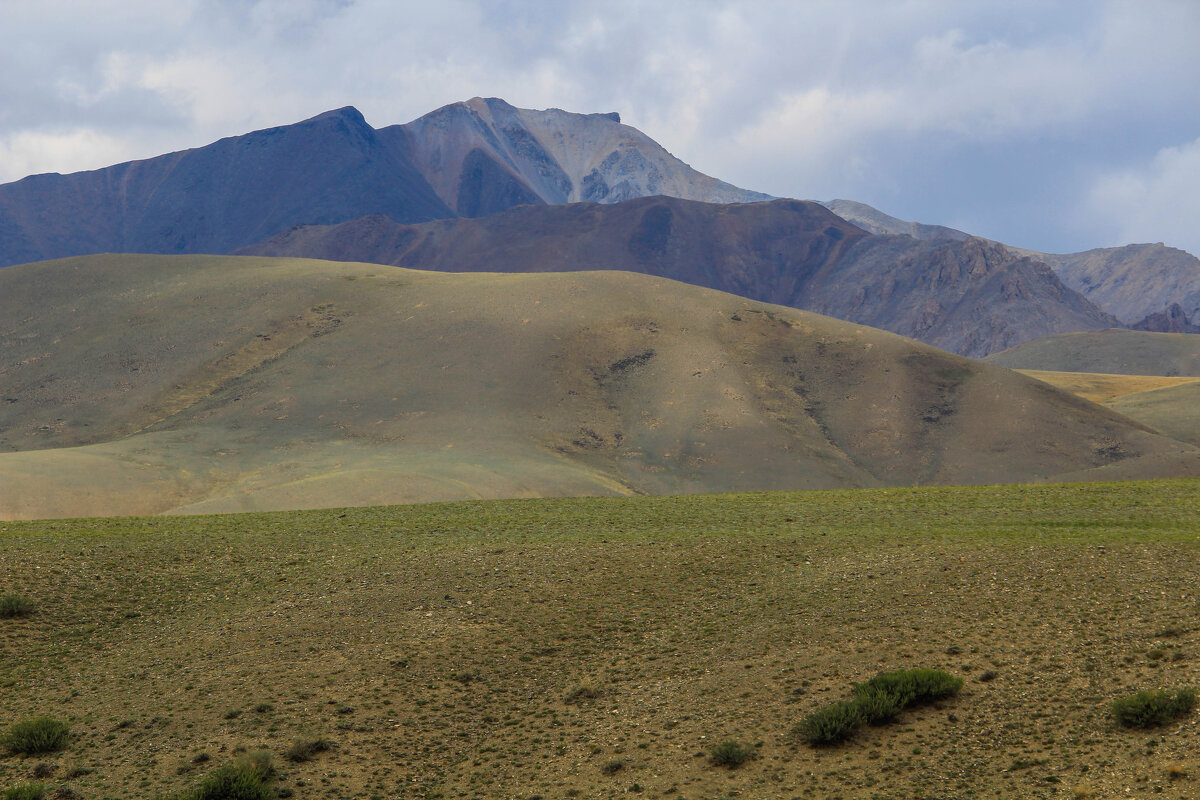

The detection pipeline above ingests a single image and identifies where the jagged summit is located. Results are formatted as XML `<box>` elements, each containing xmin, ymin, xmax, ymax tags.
<box><xmin>390</xmin><ymin>97</ymin><xmax>770</xmax><ymax>215</ymax></box>
<box><xmin>301</xmin><ymin>105</ymin><xmax>371</xmax><ymax>126</ymax></box>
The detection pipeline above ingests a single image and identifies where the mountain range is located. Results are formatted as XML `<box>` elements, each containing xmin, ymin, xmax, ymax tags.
<box><xmin>242</xmin><ymin>196</ymin><xmax>1117</xmax><ymax>357</ymax></box>
<box><xmin>2</xmin><ymin>97</ymin><xmax>1197</xmax><ymax>357</ymax></box>
<box><xmin>3</xmin><ymin>98</ymin><xmax>1200</xmax><ymax>517</ymax></box>
<box><xmin>825</xmin><ymin>201</ymin><xmax>1200</xmax><ymax>330</ymax></box>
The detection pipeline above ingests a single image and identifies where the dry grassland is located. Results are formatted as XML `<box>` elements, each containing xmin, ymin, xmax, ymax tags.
<box><xmin>2</xmin><ymin>481</ymin><xmax>1199</xmax><ymax>799</ymax></box>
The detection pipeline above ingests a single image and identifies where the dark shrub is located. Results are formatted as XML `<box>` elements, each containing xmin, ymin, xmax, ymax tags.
<box><xmin>180</xmin><ymin>752</ymin><xmax>276</xmax><ymax>800</ymax></box>
<box><xmin>1111</xmin><ymin>688</ymin><xmax>1197</xmax><ymax>729</ymax></box>
<box><xmin>796</xmin><ymin>700</ymin><xmax>866</xmax><ymax>746</ymax></box>
<box><xmin>854</xmin><ymin>685</ymin><xmax>905</xmax><ymax>724</ymax></box>
<box><xmin>1</xmin><ymin>783</ymin><xmax>45</xmax><ymax>800</ymax></box>
<box><xmin>3</xmin><ymin>718</ymin><xmax>69</xmax><ymax>755</ymax></box>
<box><xmin>854</xmin><ymin>668</ymin><xmax>962</xmax><ymax>709</ymax></box>
<box><xmin>0</xmin><ymin>594</ymin><xmax>34</xmax><ymax>619</ymax></box>
<box><xmin>283</xmin><ymin>737</ymin><xmax>332</xmax><ymax>763</ymax></box>
<box><xmin>708</xmin><ymin>739</ymin><xmax>754</xmax><ymax>768</ymax></box>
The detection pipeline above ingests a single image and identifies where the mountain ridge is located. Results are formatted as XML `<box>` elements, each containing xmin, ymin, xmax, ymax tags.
<box><xmin>0</xmin><ymin>98</ymin><xmax>769</xmax><ymax>268</ymax></box>
<box><xmin>242</xmin><ymin>196</ymin><xmax>1119</xmax><ymax>357</ymax></box>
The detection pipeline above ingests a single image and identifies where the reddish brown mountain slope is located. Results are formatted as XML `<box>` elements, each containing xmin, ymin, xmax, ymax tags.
<box><xmin>243</xmin><ymin>197</ymin><xmax>1117</xmax><ymax>357</ymax></box>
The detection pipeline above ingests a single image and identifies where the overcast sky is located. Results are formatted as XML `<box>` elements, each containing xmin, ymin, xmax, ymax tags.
<box><xmin>2</xmin><ymin>0</ymin><xmax>1198</xmax><ymax>256</ymax></box>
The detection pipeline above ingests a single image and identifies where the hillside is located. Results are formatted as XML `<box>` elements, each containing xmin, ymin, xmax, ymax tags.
<box><xmin>1039</xmin><ymin>244</ymin><xmax>1200</xmax><ymax>325</ymax></box>
<box><xmin>986</xmin><ymin>329</ymin><xmax>1200</xmax><ymax>376</ymax></box>
<box><xmin>0</xmin><ymin>108</ymin><xmax>455</xmax><ymax>267</ymax></box>
<box><xmin>819</xmin><ymin>198</ymin><xmax>969</xmax><ymax>241</ymax></box>
<box><xmin>243</xmin><ymin>197</ymin><xmax>1118</xmax><ymax>357</ymax></box>
<box><xmin>2</xmin><ymin>254</ymin><xmax>1196</xmax><ymax>519</ymax></box>
<box><xmin>813</xmin><ymin>201</ymin><xmax>1200</xmax><ymax>330</ymax></box>
<box><xmin>2</xmin><ymin>483</ymin><xmax>1199</xmax><ymax>799</ymax></box>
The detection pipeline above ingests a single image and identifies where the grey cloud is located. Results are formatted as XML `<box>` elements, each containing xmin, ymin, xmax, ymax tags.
<box><xmin>1</xmin><ymin>0</ymin><xmax>1197</xmax><ymax>255</ymax></box>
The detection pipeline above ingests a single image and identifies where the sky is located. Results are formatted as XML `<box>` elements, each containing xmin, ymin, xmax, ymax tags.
<box><xmin>2</xmin><ymin>0</ymin><xmax>1198</xmax><ymax>256</ymax></box>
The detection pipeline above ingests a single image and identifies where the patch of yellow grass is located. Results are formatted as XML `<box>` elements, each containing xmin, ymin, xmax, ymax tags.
<box><xmin>1018</xmin><ymin>369</ymin><xmax>1200</xmax><ymax>404</ymax></box>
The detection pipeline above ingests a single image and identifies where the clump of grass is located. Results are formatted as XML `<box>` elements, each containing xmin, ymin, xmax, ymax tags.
<box><xmin>3</xmin><ymin>717</ymin><xmax>70</xmax><ymax>755</ymax></box>
<box><xmin>798</xmin><ymin>668</ymin><xmax>962</xmax><ymax>747</ymax></box>
<box><xmin>796</xmin><ymin>699</ymin><xmax>866</xmax><ymax>746</ymax></box>
<box><xmin>283</xmin><ymin>737</ymin><xmax>332</xmax><ymax>763</ymax></box>
<box><xmin>564</xmin><ymin>682</ymin><xmax>603</xmax><ymax>703</ymax></box>
<box><xmin>599</xmin><ymin>759</ymin><xmax>625</xmax><ymax>775</ymax></box>
<box><xmin>176</xmin><ymin>751</ymin><xmax>276</xmax><ymax>800</ymax></box>
<box><xmin>1</xmin><ymin>782</ymin><xmax>45</xmax><ymax>800</ymax></box>
<box><xmin>1110</xmin><ymin>688</ymin><xmax>1197</xmax><ymax>729</ymax></box>
<box><xmin>0</xmin><ymin>594</ymin><xmax>35</xmax><ymax>619</ymax></box>
<box><xmin>708</xmin><ymin>739</ymin><xmax>754</xmax><ymax>768</ymax></box>
<box><xmin>853</xmin><ymin>685</ymin><xmax>905</xmax><ymax>725</ymax></box>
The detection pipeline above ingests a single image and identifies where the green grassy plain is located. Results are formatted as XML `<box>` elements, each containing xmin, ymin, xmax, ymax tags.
<box><xmin>2</xmin><ymin>481</ymin><xmax>1199</xmax><ymax>799</ymax></box>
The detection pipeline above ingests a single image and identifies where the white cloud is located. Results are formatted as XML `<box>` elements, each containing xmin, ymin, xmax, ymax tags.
<box><xmin>0</xmin><ymin>0</ymin><xmax>1197</xmax><ymax>253</ymax></box>
<box><xmin>1085</xmin><ymin>137</ymin><xmax>1200</xmax><ymax>256</ymax></box>
<box><xmin>0</xmin><ymin>128</ymin><xmax>136</xmax><ymax>182</ymax></box>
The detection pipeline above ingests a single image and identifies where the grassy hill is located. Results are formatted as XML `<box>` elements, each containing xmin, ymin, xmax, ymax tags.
<box><xmin>1008</xmin><ymin>371</ymin><xmax>1200</xmax><ymax>449</ymax></box>
<box><xmin>986</xmin><ymin>330</ymin><xmax>1200</xmax><ymax>376</ymax></box>
<box><xmin>3</xmin><ymin>254</ymin><xmax>1199</xmax><ymax>520</ymax></box>
<box><xmin>2</xmin><ymin>482</ymin><xmax>1199</xmax><ymax>799</ymax></box>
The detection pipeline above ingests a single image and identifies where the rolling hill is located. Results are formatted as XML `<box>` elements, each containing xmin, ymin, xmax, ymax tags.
<box><xmin>1</xmin><ymin>253</ymin><xmax>1197</xmax><ymax>520</ymax></box>
<box><xmin>985</xmin><ymin>329</ymin><xmax>1200</xmax><ymax>376</ymax></box>
<box><xmin>242</xmin><ymin>196</ymin><xmax>1118</xmax><ymax>357</ymax></box>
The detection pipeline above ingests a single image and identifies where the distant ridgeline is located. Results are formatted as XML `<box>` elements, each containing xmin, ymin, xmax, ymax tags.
<box><xmin>1</xmin><ymin>97</ymin><xmax>1197</xmax><ymax>356</ymax></box>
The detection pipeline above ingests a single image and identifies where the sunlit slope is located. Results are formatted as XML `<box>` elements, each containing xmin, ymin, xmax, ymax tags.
<box><xmin>1013</xmin><ymin>370</ymin><xmax>1200</xmax><ymax>405</ymax></box>
<box><xmin>2</xmin><ymin>254</ymin><xmax>1198</xmax><ymax>519</ymax></box>
<box><xmin>1011</xmin><ymin>370</ymin><xmax>1200</xmax><ymax>449</ymax></box>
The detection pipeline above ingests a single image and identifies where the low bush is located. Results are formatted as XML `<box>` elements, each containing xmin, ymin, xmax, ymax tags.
<box><xmin>1</xmin><ymin>783</ymin><xmax>45</xmax><ymax>800</ymax></box>
<box><xmin>177</xmin><ymin>751</ymin><xmax>276</xmax><ymax>800</ymax></box>
<box><xmin>0</xmin><ymin>594</ymin><xmax>34</xmax><ymax>619</ymax></box>
<box><xmin>708</xmin><ymin>739</ymin><xmax>754</xmax><ymax>768</ymax></box>
<box><xmin>283</xmin><ymin>737</ymin><xmax>332</xmax><ymax>763</ymax></box>
<box><xmin>3</xmin><ymin>717</ymin><xmax>69</xmax><ymax>755</ymax></box>
<box><xmin>853</xmin><ymin>668</ymin><xmax>962</xmax><ymax>709</ymax></box>
<box><xmin>796</xmin><ymin>699</ymin><xmax>866</xmax><ymax>746</ymax></box>
<box><xmin>853</xmin><ymin>685</ymin><xmax>905</xmax><ymax>724</ymax></box>
<box><xmin>799</xmin><ymin>668</ymin><xmax>962</xmax><ymax>747</ymax></box>
<box><xmin>1111</xmin><ymin>688</ymin><xmax>1197</xmax><ymax>729</ymax></box>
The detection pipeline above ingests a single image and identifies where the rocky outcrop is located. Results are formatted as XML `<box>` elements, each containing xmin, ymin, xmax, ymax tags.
<box><xmin>1130</xmin><ymin>303</ymin><xmax>1200</xmax><ymax>334</ymax></box>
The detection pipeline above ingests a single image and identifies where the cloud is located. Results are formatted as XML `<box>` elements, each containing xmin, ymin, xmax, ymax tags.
<box><xmin>1085</xmin><ymin>137</ymin><xmax>1200</xmax><ymax>256</ymax></box>
<box><xmin>0</xmin><ymin>0</ymin><xmax>1198</xmax><ymax>253</ymax></box>
<box><xmin>0</xmin><ymin>128</ymin><xmax>134</xmax><ymax>181</ymax></box>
